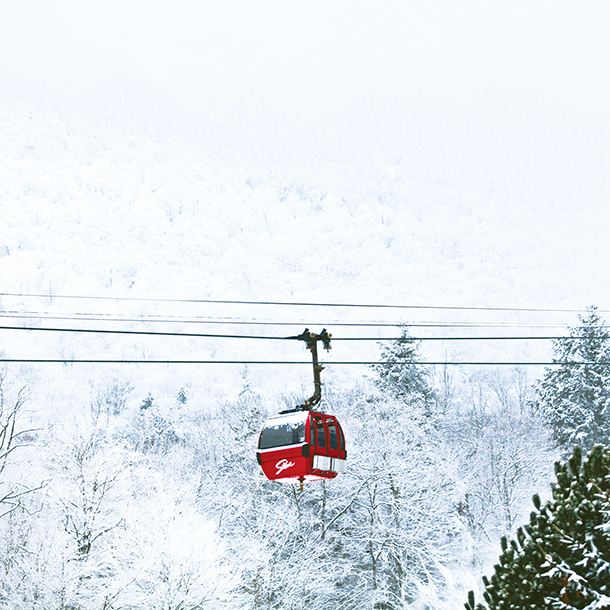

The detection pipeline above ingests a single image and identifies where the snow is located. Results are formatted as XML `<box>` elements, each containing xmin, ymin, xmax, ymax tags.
<box><xmin>0</xmin><ymin>0</ymin><xmax>609</xmax><ymax>607</ymax></box>
<box><xmin>264</xmin><ymin>411</ymin><xmax>309</xmax><ymax>428</ymax></box>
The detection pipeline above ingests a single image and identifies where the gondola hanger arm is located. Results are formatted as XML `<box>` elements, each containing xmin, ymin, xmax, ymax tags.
<box><xmin>294</xmin><ymin>328</ymin><xmax>332</xmax><ymax>411</ymax></box>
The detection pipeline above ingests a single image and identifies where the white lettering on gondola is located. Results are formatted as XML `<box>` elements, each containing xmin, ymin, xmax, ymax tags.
<box><xmin>275</xmin><ymin>459</ymin><xmax>296</xmax><ymax>475</ymax></box>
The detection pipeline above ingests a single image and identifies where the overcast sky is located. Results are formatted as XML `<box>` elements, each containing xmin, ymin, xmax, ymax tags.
<box><xmin>2</xmin><ymin>0</ymin><xmax>608</xmax><ymax>146</ymax></box>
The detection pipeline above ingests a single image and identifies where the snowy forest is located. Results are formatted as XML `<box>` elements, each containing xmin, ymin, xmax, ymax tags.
<box><xmin>2</xmin><ymin>308</ymin><xmax>610</xmax><ymax>609</ymax></box>
<box><xmin>2</xmin><ymin>0</ymin><xmax>610</xmax><ymax>608</ymax></box>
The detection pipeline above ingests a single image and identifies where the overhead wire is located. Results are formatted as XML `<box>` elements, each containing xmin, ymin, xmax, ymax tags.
<box><xmin>0</xmin><ymin>359</ymin><xmax>607</xmax><ymax>366</ymax></box>
<box><xmin>0</xmin><ymin>324</ymin><xmax>291</xmax><ymax>341</ymax></box>
<box><xmin>0</xmin><ymin>292</ymin><xmax>602</xmax><ymax>313</ymax></box>
<box><xmin>0</xmin><ymin>297</ymin><xmax>598</xmax><ymax>367</ymax></box>
<box><xmin>0</xmin><ymin>324</ymin><xmax>579</xmax><ymax>341</ymax></box>
<box><xmin>0</xmin><ymin>324</ymin><xmax>590</xmax><ymax>366</ymax></box>
<box><xmin>0</xmin><ymin>311</ymin><xmax>583</xmax><ymax>329</ymax></box>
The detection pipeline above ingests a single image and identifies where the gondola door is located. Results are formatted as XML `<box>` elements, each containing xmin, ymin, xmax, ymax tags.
<box><xmin>311</xmin><ymin>414</ymin><xmax>332</xmax><ymax>475</ymax></box>
<box><xmin>310</xmin><ymin>414</ymin><xmax>346</xmax><ymax>477</ymax></box>
<box><xmin>326</xmin><ymin>416</ymin><xmax>347</xmax><ymax>474</ymax></box>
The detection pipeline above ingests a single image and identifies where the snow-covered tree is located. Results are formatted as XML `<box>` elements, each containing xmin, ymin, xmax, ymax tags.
<box><xmin>371</xmin><ymin>327</ymin><xmax>435</xmax><ymax>411</ymax></box>
<box><xmin>465</xmin><ymin>444</ymin><xmax>610</xmax><ymax>610</ymax></box>
<box><xmin>449</xmin><ymin>369</ymin><xmax>556</xmax><ymax>564</ymax></box>
<box><xmin>452</xmin><ymin>409</ymin><xmax>554</xmax><ymax>557</ymax></box>
<box><xmin>343</xmin><ymin>388</ymin><xmax>461</xmax><ymax>609</ymax></box>
<box><xmin>0</xmin><ymin>372</ymin><xmax>30</xmax><ymax>518</ymax></box>
<box><xmin>532</xmin><ymin>306</ymin><xmax>610</xmax><ymax>453</ymax></box>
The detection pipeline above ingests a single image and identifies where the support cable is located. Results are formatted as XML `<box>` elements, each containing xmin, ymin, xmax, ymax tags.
<box><xmin>0</xmin><ymin>292</ymin><xmax>602</xmax><ymax>313</ymax></box>
<box><xmin>0</xmin><ymin>312</ymin><xmax>582</xmax><ymax>329</ymax></box>
<box><xmin>0</xmin><ymin>359</ymin><xmax>607</xmax><ymax>366</ymax></box>
<box><xmin>0</xmin><ymin>324</ymin><xmax>580</xmax><ymax>341</ymax></box>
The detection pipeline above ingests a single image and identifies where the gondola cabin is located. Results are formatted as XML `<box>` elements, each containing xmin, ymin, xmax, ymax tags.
<box><xmin>257</xmin><ymin>410</ymin><xmax>347</xmax><ymax>484</ymax></box>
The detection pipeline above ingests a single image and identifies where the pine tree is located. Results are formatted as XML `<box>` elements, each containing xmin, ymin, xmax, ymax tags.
<box><xmin>465</xmin><ymin>444</ymin><xmax>610</xmax><ymax>610</ymax></box>
<box><xmin>370</xmin><ymin>327</ymin><xmax>434</xmax><ymax>409</ymax></box>
<box><xmin>532</xmin><ymin>306</ymin><xmax>610</xmax><ymax>452</ymax></box>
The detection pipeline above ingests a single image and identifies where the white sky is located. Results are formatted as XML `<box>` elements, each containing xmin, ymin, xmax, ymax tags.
<box><xmin>2</xmin><ymin>1</ymin><xmax>608</xmax><ymax>134</ymax></box>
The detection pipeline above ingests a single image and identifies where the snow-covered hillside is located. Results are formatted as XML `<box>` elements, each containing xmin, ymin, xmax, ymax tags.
<box><xmin>1</xmin><ymin>1</ymin><xmax>609</xmax><ymax>608</ymax></box>
<box><xmin>2</xmin><ymin>1</ymin><xmax>610</xmax><ymax>320</ymax></box>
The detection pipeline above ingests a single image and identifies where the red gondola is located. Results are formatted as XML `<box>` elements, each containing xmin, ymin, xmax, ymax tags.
<box><xmin>257</xmin><ymin>410</ymin><xmax>347</xmax><ymax>483</ymax></box>
<box><xmin>256</xmin><ymin>329</ymin><xmax>347</xmax><ymax>487</ymax></box>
